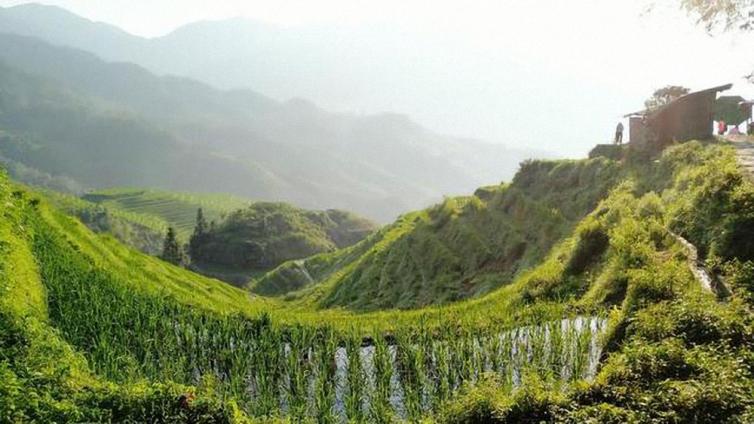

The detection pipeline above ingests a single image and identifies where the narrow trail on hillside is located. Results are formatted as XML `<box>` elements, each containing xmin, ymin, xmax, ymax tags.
<box><xmin>665</xmin><ymin>138</ymin><xmax>754</xmax><ymax>298</ymax></box>
<box><xmin>730</xmin><ymin>139</ymin><xmax>754</xmax><ymax>179</ymax></box>
<box><xmin>668</xmin><ymin>230</ymin><xmax>714</xmax><ymax>292</ymax></box>
<box><xmin>668</xmin><ymin>230</ymin><xmax>731</xmax><ymax>297</ymax></box>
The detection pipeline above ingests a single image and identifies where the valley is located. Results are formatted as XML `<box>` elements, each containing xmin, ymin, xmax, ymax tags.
<box><xmin>2</xmin><ymin>2</ymin><xmax>754</xmax><ymax>423</ymax></box>
<box><xmin>0</xmin><ymin>29</ymin><xmax>538</xmax><ymax>223</ymax></box>
<box><xmin>4</xmin><ymin>140</ymin><xmax>754</xmax><ymax>422</ymax></box>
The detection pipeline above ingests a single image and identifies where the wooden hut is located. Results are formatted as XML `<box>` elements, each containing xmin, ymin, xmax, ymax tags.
<box><xmin>625</xmin><ymin>83</ymin><xmax>732</xmax><ymax>151</ymax></box>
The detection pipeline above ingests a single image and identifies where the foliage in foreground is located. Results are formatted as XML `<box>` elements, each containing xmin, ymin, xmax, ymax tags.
<box><xmin>4</xmin><ymin>141</ymin><xmax>754</xmax><ymax>422</ymax></box>
<box><xmin>436</xmin><ymin>142</ymin><xmax>754</xmax><ymax>422</ymax></box>
<box><xmin>0</xmin><ymin>174</ymin><xmax>249</xmax><ymax>422</ymax></box>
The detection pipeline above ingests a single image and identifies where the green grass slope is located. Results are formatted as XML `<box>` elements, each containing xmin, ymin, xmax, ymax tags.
<box><xmin>254</xmin><ymin>157</ymin><xmax>622</xmax><ymax>310</ymax></box>
<box><xmin>190</xmin><ymin>203</ymin><xmax>377</xmax><ymax>279</ymax></box>
<box><xmin>74</xmin><ymin>188</ymin><xmax>377</xmax><ymax>284</ymax></box>
<box><xmin>437</xmin><ymin>141</ymin><xmax>754</xmax><ymax>423</ymax></box>
<box><xmin>0</xmin><ymin>171</ymin><xmax>253</xmax><ymax>422</ymax></box>
<box><xmin>41</xmin><ymin>189</ymin><xmax>167</xmax><ymax>255</ymax></box>
<box><xmin>82</xmin><ymin>187</ymin><xmax>251</xmax><ymax>240</ymax></box>
<box><xmin>4</xmin><ymin>141</ymin><xmax>754</xmax><ymax>422</ymax></box>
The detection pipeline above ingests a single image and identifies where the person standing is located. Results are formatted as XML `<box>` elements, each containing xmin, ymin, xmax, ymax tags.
<box><xmin>615</xmin><ymin>122</ymin><xmax>624</xmax><ymax>144</ymax></box>
<box><xmin>718</xmin><ymin>120</ymin><xmax>727</xmax><ymax>136</ymax></box>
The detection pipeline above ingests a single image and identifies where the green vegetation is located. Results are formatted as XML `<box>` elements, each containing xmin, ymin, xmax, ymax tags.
<box><xmin>0</xmin><ymin>170</ymin><xmax>250</xmax><ymax>422</ymax></box>
<box><xmin>190</xmin><ymin>202</ymin><xmax>376</xmax><ymax>286</ymax></box>
<box><xmin>161</xmin><ymin>227</ymin><xmax>185</xmax><ymax>265</ymax></box>
<box><xmin>43</xmin><ymin>188</ymin><xmax>376</xmax><ymax>286</ymax></box>
<box><xmin>437</xmin><ymin>142</ymin><xmax>754</xmax><ymax>422</ymax></box>
<box><xmin>644</xmin><ymin>85</ymin><xmax>691</xmax><ymax>111</ymax></box>
<box><xmin>40</xmin><ymin>188</ymin><xmax>167</xmax><ymax>255</ymax></box>
<box><xmin>82</xmin><ymin>187</ymin><xmax>250</xmax><ymax>240</ymax></box>
<box><xmin>255</xmin><ymin>157</ymin><xmax>621</xmax><ymax>310</ymax></box>
<box><xmin>4</xmin><ymin>140</ymin><xmax>754</xmax><ymax>421</ymax></box>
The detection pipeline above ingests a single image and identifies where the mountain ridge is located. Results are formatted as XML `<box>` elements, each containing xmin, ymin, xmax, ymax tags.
<box><xmin>0</xmin><ymin>31</ymin><xmax>541</xmax><ymax>222</ymax></box>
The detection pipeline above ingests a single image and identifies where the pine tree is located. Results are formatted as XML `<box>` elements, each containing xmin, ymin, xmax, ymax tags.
<box><xmin>193</xmin><ymin>208</ymin><xmax>208</xmax><ymax>237</ymax></box>
<box><xmin>161</xmin><ymin>227</ymin><xmax>183</xmax><ymax>265</ymax></box>
<box><xmin>189</xmin><ymin>208</ymin><xmax>209</xmax><ymax>259</ymax></box>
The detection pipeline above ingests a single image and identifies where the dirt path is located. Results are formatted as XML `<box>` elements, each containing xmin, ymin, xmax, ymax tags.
<box><xmin>731</xmin><ymin>138</ymin><xmax>754</xmax><ymax>178</ymax></box>
<box><xmin>668</xmin><ymin>230</ymin><xmax>713</xmax><ymax>292</ymax></box>
<box><xmin>664</xmin><ymin>137</ymin><xmax>754</xmax><ymax>297</ymax></box>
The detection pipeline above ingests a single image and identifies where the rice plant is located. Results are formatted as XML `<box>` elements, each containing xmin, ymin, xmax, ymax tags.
<box><xmin>32</xmin><ymin>216</ymin><xmax>608</xmax><ymax>421</ymax></box>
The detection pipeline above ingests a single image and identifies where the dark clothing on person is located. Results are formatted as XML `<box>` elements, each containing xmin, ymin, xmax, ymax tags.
<box><xmin>615</xmin><ymin>122</ymin><xmax>624</xmax><ymax>144</ymax></box>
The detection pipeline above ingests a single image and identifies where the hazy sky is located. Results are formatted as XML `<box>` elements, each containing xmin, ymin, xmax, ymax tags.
<box><xmin>1</xmin><ymin>0</ymin><xmax>753</xmax><ymax>156</ymax></box>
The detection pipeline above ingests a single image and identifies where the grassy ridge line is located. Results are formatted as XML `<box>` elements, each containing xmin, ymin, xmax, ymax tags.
<box><xmin>255</xmin><ymin>157</ymin><xmax>622</xmax><ymax>311</ymax></box>
<box><xmin>40</xmin><ymin>188</ymin><xmax>168</xmax><ymax>255</ymax></box>
<box><xmin>36</xmin><ymin>201</ymin><xmax>276</xmax><ymax>316</ymax></box>
<box><xmin>189</xmin><ymin>202</ymin><xmax>377</xmax><ymax>282</ymax></box>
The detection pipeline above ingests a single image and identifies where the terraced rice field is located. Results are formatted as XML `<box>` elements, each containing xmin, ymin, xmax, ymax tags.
<box><xmin>83</xmin><ymin>188</ymin><xmax>251</xmax><ymax>238</ymax></box>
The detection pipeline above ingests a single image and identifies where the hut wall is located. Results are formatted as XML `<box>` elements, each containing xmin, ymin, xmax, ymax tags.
<box><xmin>649</xmin><ymin>91</ymin><xmax>716</xmax><ymax>148</ymax></box>
<box><xmin>629</xmin><ymin>116</ymin><xmax>649</xmax><ymax>146</ymax></box>
<box><xmin>674</xmin><ymin>92</ymin><xmax>715</xmax><ymax>141</ymax></box>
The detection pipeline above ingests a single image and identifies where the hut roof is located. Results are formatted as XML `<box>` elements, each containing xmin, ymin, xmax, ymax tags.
<box><xmin>624</xmin><ymin>83</ymin><xmax>733</xmax><ymax>118</ymax></box>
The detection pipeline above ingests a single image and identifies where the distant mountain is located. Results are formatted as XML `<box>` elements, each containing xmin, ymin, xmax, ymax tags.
<box><xmin>0</xmin><ymin>31</ymin><xmax>539</xmax><ymax>222</ymax></box>
<box><xmin>0</xmin><ymin>4</ymin><xmax>436</xmax><ymax>111</ymax></box>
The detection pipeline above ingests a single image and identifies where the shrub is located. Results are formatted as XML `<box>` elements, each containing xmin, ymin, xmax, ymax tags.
<box><xmin>629</xmin><ymin>296</ymin><xmax>754</xmax><ymax>348</ymax></box>
<box><xmin>437</xmin><ymin>374</ymin><xmax>565</xmax><ymax>424</ymax></box>
<box><xmin>566</xmin><ymin>219</ymin><xmax>609</xmax><ymax>275</ymax></box>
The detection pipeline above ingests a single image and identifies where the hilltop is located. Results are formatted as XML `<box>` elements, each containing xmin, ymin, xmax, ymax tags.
<box><xmin>190</xmin><ymin>203</ymin><xmax>376</xmax><ymax>284</ymax></box>
<box><xmin>3</xmin><ymin>140</ymin><xmax>754</xmax><ymax>422</ymax></box>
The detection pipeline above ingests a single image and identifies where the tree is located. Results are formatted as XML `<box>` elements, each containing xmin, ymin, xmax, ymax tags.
<box><xmin>670</xmin><ymin>0</ymin><xmax>754</xmax><ymax>81</ymax></box>
<box><xmin>161</xmin><ymin>227</ymin><xmax>184</xmax><ymax>265</ymax></box>
<box><xmin>678</xmin><ymin>0</ymin><xmax>754</xmax><ymax>32</ymax></box>
<box><xmin>193</xmin><ymin>208</ymin><xmax>208</xmax><ymax>237</ymax></box>
<box><xmin>189</xmin><ymin>208</ymin><xmax>209</xmax><ymax>259</ymax></box>
<box><xmin>644</xmin><ymin>85</ymin><xmax>691</xmax><ymax>111</ymax></box>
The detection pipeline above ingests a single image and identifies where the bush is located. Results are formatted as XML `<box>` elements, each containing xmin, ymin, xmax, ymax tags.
<box><xmin>566</xmin><ymin>219</ymin><xmax>609</xmax><ymax>275</ymax></box>
<box><xmin>630</xmin><ymin>296</ymin><xmax>754</xmax><ymax>348</ymax></box>
<box><xmin>438</xmin><ymin>374</ymin><xmax>565</xmax><ymax>424</ymax></box>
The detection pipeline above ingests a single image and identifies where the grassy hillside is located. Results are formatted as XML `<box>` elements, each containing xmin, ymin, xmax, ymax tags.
<box><xmin>62</xmin><ymin>188</ymin><xmax>376</xmax><ymax>284</ymax></box>
<box><xmin>42</xmin><ymin>189</ymin><xmax>167</xmax><ymax>255</ymax></box>
<box><xmin>3</xmin><ymin>141</ymin><xmax>754</xmax><ymax>422</ymax></box>
<box><xmin>81</xmin><ymin>187</ymin><xmax>250</xmax><ymax>239</ymax></box>
<box><xmin>190</xmin><ymin>203</ymin><xmax>377</xmax><ymax>283</ymax></box>
<box><xmin>253</xmin><ymin>157</ymin><xmax>622</xmax><ymax>310</ymax></box>
<box><xmin>0</xmin><ymin>169</ymin><xmax>254</xmax><ymax>422</ymax></box>
<box><xmin>438</xmin><ymin>141</ymin><xmax>754</xmax><ymax>422</ymax></box>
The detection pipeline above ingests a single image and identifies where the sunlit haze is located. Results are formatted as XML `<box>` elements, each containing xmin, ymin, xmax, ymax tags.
<box><xmin>1</xmin><ymin>0</ymin><xmax>752</xmax><ymax>156</ymax></box>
